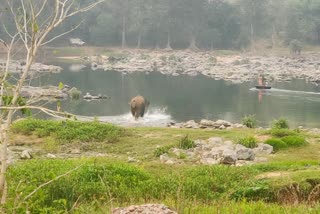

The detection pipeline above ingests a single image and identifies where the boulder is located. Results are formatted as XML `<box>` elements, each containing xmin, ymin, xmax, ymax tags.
<box><xmin>221</xmin><ymin>150</ymin><xmax>237</xmax><ymax>164</ymax></box>
<box><xmin>214</xmin><ymin>120</ymin><xmax>232</xmax><ymax>127</ymax></box>
<box><xmin>20</xmin><ymin>150</ymin><xmax>32</xmax><ymax>159</ymax></box>
<box><xmin>235</xmin><ymin>144</ymin><xmax>255</xmax><ymax>160</ymax></box>
<box><xmin>207</xmin><ymin>137</ymin><xmax>223</xmax><ymax>145</ymax></box>
<box><xmin>199</xmin><ymin>119</ymin><xmax>215</xmax><ymax>127</ymax></box>
<box><xmin>253</xmin><ymin>143</ymin><xmax>273</xmax><ymax>155</ymax></box>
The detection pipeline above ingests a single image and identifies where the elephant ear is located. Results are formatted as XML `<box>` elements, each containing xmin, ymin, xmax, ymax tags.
<box><xmin>131</xmin><ymin>100</ymin><xmax>136</xmax><ymax>108</ymax></box>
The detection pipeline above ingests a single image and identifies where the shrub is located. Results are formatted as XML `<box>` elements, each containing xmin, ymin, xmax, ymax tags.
<box><xmin>265</xmin><ymin>138</ymin><xmax>287</xmax><ymax>151</ymax></box>
<box><xmin>154</xmin><ymin>144</ymin><xmax>174</xmax><ymax>157</ymax></box>
<box><xmin>68</xmin><ymin>87</ymin><xmax>81</xmax><ymax>100</ymax></box>
<box><xmin>178</xmin><ymin>135</ymin><xmax>195</xmax><ymax>149</ymax></box>
<box><xmin>271</xmin><ymin>118</ymin><xmax>289</xmax><ymax>129</ymax></box>
<box><xmin>289</xmin><ymin>39</ymin><xmax>303</xmax><ymax>54</ymax></box>
<box><xmin>281</xmin><ymin>136</ymin><xmax>308</xmax><ymax>147</ymax></box>
<box><xmin>242</xmin><ymin>115</ymin><xmax>257</xmax><ymax>128</ymax></box>
<box><xmin>270</xmin><ymin>129</ymin><xmax>298</xmax><ymax>138</ymax></box>
<box><xmin>237</xmin><ymin>136</ymin><xmax>257</xmax><ymax>148</ymax></box>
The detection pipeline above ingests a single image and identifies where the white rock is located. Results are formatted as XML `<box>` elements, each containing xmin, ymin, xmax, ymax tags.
<box><xmin>46</xmin><ymin>153</ymin><xmax>57</xmax><ymax>159</ymax></box>
<box><xmin>160</xmin><ymin>154</ymin><xmax>169</xmax><ymax>163</ymax></box>
<box><xmin>208</xmin><ymin>137</ymin><xmax>223</xmax><ymax>145</ymax></box>
<box><xmin>199</xmin><ymin>119</ymin><xmax>215</xmax><ymax>126</ymax></box>
<box><xmin>236</xmin><ymin>147</ymin><xmax>255</xmax><ymax>160</ymax></box>
<box><xmin>20</xmin><ymin>150</ymin><xmax>32</xmax><ymax>159</ymax></box>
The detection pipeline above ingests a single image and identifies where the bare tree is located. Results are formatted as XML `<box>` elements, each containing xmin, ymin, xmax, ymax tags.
<box><xmin>0</xmin><ymin>0</ymin><xmax>104</xmax><ymax>204</ymax></box>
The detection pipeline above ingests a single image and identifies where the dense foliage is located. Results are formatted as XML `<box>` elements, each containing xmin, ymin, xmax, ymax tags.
<box><xmin>1</xmin><ymin>0</ymin><xmax>319</xmax><ymax>50</ymax></box>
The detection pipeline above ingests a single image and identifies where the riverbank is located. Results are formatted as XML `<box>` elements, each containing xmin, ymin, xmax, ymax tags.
<box><xmin>45</xmin><ymin>47</ymin><xmax>320</xmax><ymax>84</ymax></box>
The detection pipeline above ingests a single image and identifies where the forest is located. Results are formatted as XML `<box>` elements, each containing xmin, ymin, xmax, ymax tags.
<box><xmin>0</xmin><ymin>0</ymin><xmax>320</xmax><ymax>50</ymax></box>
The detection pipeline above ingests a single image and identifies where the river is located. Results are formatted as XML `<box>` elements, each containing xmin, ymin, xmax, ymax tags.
<box><xmin>35</xmin><ymin>62</ymin><xmax>320</xmax><ymax>128</ymax></box>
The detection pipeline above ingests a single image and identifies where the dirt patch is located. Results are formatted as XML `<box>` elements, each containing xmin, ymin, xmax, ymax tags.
<box><xmin>255</xmin><ymin>135</ymin><xmax>270</xmax><ymax>143</ymax></box>
<box><xmin>11</xmin><ymin>134</ymin><xmax>44</xmax><ymax>146</ymax></box>
<box><xmin>256</xmin><ymin>171</ymin><xmax>290</xmax><ymax>179</ymax></box>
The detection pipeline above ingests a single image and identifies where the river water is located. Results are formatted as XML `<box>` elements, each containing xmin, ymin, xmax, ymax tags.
<box><xmin>36</xmin><ymin>63</ymin><xmax>320</xmax><ymax>128</ymax></box>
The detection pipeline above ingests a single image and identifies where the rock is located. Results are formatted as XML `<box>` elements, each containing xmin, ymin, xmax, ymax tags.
<box><xmin>172</xmin><ymin>148</ymin><xmax>182</xmax><ymax>156</ymax></box>
<box><xmin>221</xmin><ymin>150</ymin><xmax>237</xmax><ymax>164</ymax></box>
<box><xmin>214</xmin><ymin>120</ymin><xmax>232</xmax><ymax>127</ymax></box>
<box><xmin>46</xmin><ymin>153</ymin><xmax>57</xmax><ymax>159</ymax></box>
<box><xmin>254</xmin><ymin>143</ymin><xmax>273</xmax><ymax>155</ymax></box>
<box><xmin>20</xmin><ymin>150</ymin><xmax>32</xmax><ymax>159</ymax></box>
<box><xmin>127</xmin><ymin>156</ymin><xmax>137</xmax><ymax>163</ymax></box>
<box><xmin>199</xmin><ymin>119</ymin><xmax>215</xmax><ymax>126</ymax></box>
<box><xmin>165</xmin><ymin>160</ymin><xmax>176</xmax><ymax>165</ymax></box>
<box><xmin>160</xmin><ymin>154</ymin><xmax>169</xmax><ymax>163</ymax></box>
<box><xmin>112</xmin><ymin>204</ymin><xmax>177</xmax><ymax>214</ymax></box>
<box><xmin>233</xmin><ymin>123</ymin><xmax>245</xmax><ymax>129</ymax></box>
<box><xmin>235</xmin><ymin>144</ymin><xmax>255</xmax><ymax>160</ymax></box>
<box><xmin>183</xmin><ymin>120</ymin><xmax>199</xmax><ymax>128</ymax></box>
<box><xmin>207</xmin><ymin>137</ymin><xmax>223</xmax><ymax>146</ymax></box>
<box><xmin>219</xmin><ymin>125</ymin><xmax>226</xmax><ymax>129</ymax></box>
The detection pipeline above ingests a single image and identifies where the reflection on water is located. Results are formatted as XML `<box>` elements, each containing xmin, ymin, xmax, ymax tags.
<box><xmin>35</xmin><ymin>63</ymin><xmax>320</xmax><ymax>128</ymax></box>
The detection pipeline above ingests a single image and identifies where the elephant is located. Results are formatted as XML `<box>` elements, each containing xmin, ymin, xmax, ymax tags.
<box><xmin>129</xmin><ymin>95</ymin><xmax>150</xmax><ymax>120</ymax></box>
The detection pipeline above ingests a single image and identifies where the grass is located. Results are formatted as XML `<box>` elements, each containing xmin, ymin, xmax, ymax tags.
<box><xmin>11</xmin><ymin>118</ymin><xmax>124</xmax><ymax>144</ymax></box>
<box><xmin>6</xmin><ymin>119</ymin><xmax>320</xmax><ymax>213</ymax></box>
<box><xmin>237</xmin><ymin>136</ymin><xmax>257</xmax><ymax>148</ymax></box>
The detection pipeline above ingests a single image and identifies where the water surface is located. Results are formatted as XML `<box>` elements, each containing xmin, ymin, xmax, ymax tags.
<box><xmin>36</xmin><ymin>63</ymin><xmax>320</xmax><ymax>127</ymax></box>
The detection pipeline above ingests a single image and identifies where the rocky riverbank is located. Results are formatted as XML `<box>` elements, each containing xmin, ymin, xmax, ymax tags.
<box><xmin>82</xmin><ymin>50</ymin><xmax>320</xmax><ymax>84</ymax></box>
<box><xmin>0</xmin><ymin>59</ymin><xmax>62</xmax><ymax>73</ymax></box>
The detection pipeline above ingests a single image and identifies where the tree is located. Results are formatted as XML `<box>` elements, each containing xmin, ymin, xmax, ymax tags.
<box><xmin>0</xmin><ymin>0</ymin><xmax>103</xmax><ymax>205</ymax></box>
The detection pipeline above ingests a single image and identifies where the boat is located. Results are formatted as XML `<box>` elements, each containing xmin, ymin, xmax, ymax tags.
<box><xmin>255</xmin><ymin>85</ymin><xmax>271</xmax><ymax>89</ymax></box>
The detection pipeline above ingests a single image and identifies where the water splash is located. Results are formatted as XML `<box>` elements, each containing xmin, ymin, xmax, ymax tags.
<box><xmin>78</xmin><ymin>106</ymin><xmax>171</xmax><ymax>127</ymax></box>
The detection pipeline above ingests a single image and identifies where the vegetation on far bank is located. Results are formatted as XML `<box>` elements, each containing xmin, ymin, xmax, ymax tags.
<box><xmin>5</xmin><ymin>118</ymin><xmax>320</xmax><ymax>213</ymax></box>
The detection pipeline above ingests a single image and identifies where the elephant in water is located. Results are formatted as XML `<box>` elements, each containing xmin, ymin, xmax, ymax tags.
<box><xmin>129</xmin><ymin>95</ymin><xmax>150</xmax><ymax>120</ymax></box>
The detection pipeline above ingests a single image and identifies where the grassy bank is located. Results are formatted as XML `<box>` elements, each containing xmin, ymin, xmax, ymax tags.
<box><xmin>4</xmin><ymin>119</ymin><xmax>320</xmax><ymax>213</ymax></box>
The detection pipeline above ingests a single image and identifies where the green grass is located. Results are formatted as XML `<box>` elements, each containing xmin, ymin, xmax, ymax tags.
<box><xmin>265</xmin><ymin>138</ymin><xmax>287</xmax><ymax>151</ymax></box>
<box><xmin>237</xmin><ymin>136</ymin><xmax>257</xmax><ymax>148</ymax></box>
<box><xmin>5</xmin><ymin>159</ymin><xmax>320</xmax><ymax>213</ymax></box>
<box><xmin>11</xmin><ymin>118</ymin><xmax>124</xmax><ymax>144</ymax></box>
<box><xmin>6</xmin><ymin>119</ymin><xmax>320</xmax><ymax>213</ymax></box>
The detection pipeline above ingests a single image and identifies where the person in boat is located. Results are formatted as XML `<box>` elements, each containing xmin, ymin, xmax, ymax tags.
<box><xmin>258</xmin><ymin>74</ymin><xmax>267</xmax><ymax>86</ymax></box>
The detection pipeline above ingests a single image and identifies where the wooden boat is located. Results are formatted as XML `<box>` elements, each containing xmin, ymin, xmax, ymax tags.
<box><xmin>255</xmin><ymin>85</ymin><xmax>271</xmax><ymax>89</ymax></box>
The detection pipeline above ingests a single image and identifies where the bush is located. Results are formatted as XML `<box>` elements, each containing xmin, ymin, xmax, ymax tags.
<box><xmin>289</xmin><ymin>39</ymin><xmax>303</xmax><ymax>54</ymax></box>
<box><xmin>11</xmin><ymin>118</ymin><xmax>123</xmax><ymax>143</ymax></box>
<box><xmin>154</xmin><ymin>144</ymin><xmax>174</xmax><ymax>157</ymax></box>
<box><xmin>242</xmin><ymin>115</ymin><xmax>257</xmax><ymax>128</ymax></box>
<box><xmin>178</xmin><ymin>135</ymin><xmax>195</xmax><ymax>149</ymax></box>
<box><xmin>282</xmin><ymin>136</ymin><xmax>308</xmax><ymax>147</ymax></box>
<box><xmin>237</xmin><ymin>136</ymin><xmax>257</xmax><ymax>148</ymax></box>
<box><xmin>271</xmin><ymin>118</ymin><xmax>289</xmax><ymax>129</ymax></box>
<box><xmin>270</xmin><ymin>129</ymin><xmax>298</xmax><ymax>138</ymax></box>
<box><xmin>68</xmin><ymin>87</ymin><xmax>81</xmax><ymax>100</ymax></box>
<box><xmin>265</xmin><ymin>138</ymin><xmax>287</xmax><ymax>151</ymax></box>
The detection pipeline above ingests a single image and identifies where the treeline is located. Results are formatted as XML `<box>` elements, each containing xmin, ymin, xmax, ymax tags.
<box><xmin>0</xmin><ymin>0</ymin><xmax>320</xmax><ymax>50</ymax></box>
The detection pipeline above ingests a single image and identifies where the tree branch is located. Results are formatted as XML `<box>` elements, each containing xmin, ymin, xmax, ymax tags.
<box><xmin>41</xmin><ymin>20</ymin><xmax>84</xmax><ymax>46</ymax></box>
<box><xmin>23</xmin><ymin>165</ymin><xmax>83</xmax><ymax>201</ymax></box>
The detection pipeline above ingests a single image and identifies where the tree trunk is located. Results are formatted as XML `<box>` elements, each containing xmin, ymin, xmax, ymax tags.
<box><xmin>250</xmin><ymin>22</ymin><xmax>255</xmax><ymax>51</ymax></box>
<box><xmin>137</xmin><ymin>31</ymin><xmax>141</xmax><ymax>49</ymax></box>
<box><xmin>317</xmin><ymin>27</ymin><xmax>320</xmax><ymax>44</ymax></box>
<box><xmin>188</xmin><ymin>35</ymin><xmax>199</xmax><ymax>51</ymax></box>
<box><xmin>121</xmin><ymin>15</ymin><xmax>127</xmax><ymax>48</ymax></box>
<box><xmin>165</xmin><ymin>32</ymin><xmax>172</xmax><ymax>50</ymax></box>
